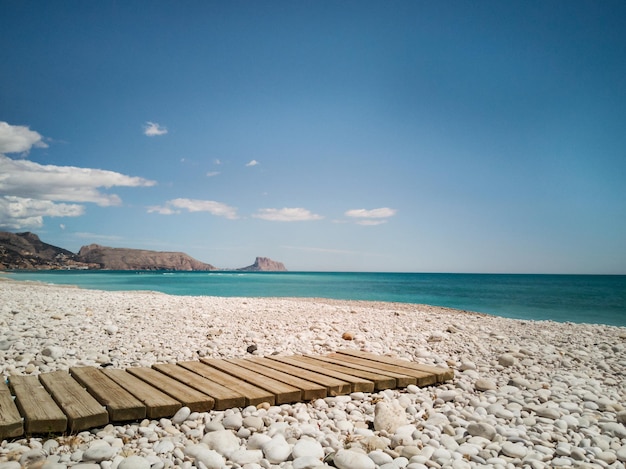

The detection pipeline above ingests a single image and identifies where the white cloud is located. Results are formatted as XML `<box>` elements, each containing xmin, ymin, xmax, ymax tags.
<box><xmin>0</xmin><ymin>121</ymin><xmax>48</xmax><ymax>154</ymax></box>
<box><xmin>215</xmin><ymin>159</ymin><xmax>222</xmax><ymax>165</ymax></box>
<box><xmin>253</xmin><ymin>207</ymin><xmax>323</xmax><ymax>222</ymax></box>
<box><xmin>143</xmin><ymin>121</ymin><xmax>168</xmax><ymax>136</ymax></box>
<box><xmin>246</xmin><ymin>160</ymin><xmax>259</xmax><ymax>167</ymax></box>
<box><xmin>148</xmin><ymin>198</ymin><xmax>238</xmax><ymax>219</ymax></box>
<box><xmin>0</xmin><ymin>196</ymin><xmax>84</xmax><ymax>229</ymax></box>
<box><xmin>345</xmin><ymin>207</ymin><xmax>397</xmax><ymax>219</ymax></box>
<box><xmin>355</xmin><ymin>219</ymin><xmax>388</xmax><ymax>226</ymax></box>
<box><xmin>0</xmin><ymin>155</ymin><xmax>155</xmax><ymax>206</ymax></box>
<box><xmin>206</xmin><ymin>171</ymin><xmax>220</xmax><ymax>177</ymax></box>
<box><xmin>0</xmin><ymin>121</ymin><xmax>157</xmax><ymax>229</ymax></box>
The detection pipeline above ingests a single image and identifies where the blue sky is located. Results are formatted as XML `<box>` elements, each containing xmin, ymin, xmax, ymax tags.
<box><xmin>1</xmin><ymin>1</ymin><xmax>625</xmax><ymax>273</ymax></box>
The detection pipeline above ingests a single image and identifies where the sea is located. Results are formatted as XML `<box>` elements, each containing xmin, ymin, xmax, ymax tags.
<box><xmin>5</xmin><ymin>271</ymin><xmax>626</xmax><ymax>327</ymax></box>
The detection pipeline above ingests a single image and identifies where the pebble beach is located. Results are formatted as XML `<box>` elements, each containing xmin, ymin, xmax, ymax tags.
<box><xmin>1</xmin><ymin>279</ymin><xmax>625</xmax><ymax>469</ymax></box>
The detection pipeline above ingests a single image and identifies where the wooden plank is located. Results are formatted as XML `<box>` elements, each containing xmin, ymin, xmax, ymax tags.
<box><xmin>178</xmin><ymin>361</ymin><xmax>275</xmax><ymax>407</ymax></box>
<box><xmin>102</xmin><ymin>369</ymin><xmax>181</xmax><ymax>419</ymax></box>
<box><xmin>201</xmin><ymin>358</ymin><xmax>301</xmax><ymax>404</ymax></box>
<box><xmin>336</xmin><ymin>349</ymin><xmax>454</xmax><ymax>382</ymax></box>
<box><xmin>301</xmin><ymin>355</ymin><xmax>397</xmax><ymax>390</ymax></box>
<box><xmin>153</xmin><ymin>364</ymin><xmax>245</xmax><ymax>411</ymax></box>
<box><xmin>0</xmin><ymin>380</ymin><xmax>23</xmax><ymax>439</ymax></box>
<box><xmin>247</xmin><ymin>357</ymin><xmax>351</xmax><ymax>396</ymax></box>
<box><xmin>126</xmin><ymin>367</ymin><xmax>214</xmax><ymax>412</ymax></box>
<box><xmin>70</xmin><ymin>367</ymin><xmax>146</xmax><ymax>422</ymax></box>
<box><xmin>229</xmin><ymin>358</ymin><xmax>327</xmax><ymax>401</ymax></box>
<box><xmin>323</xmin><ymin>354</ymin><xmax>417</xmax><ymax>387</ymax></box>
<box><xmin>328</xmin><ymin>352</ymin><xmax>435</xmax><ymax>386</ymax></box>
<box><xmin>39</xmin><ymin>371</ymin><xmax>108</xmax><ymax>432</ymax></box>
<box><xmin>269</xmin><ymin>355</ymin><xmax>375</xmax><ymax>393</ymax></box>
<box><xmin>9</xmin><ymin>375</ymin><xmax>67</xmax><ymax>434</ymax></box>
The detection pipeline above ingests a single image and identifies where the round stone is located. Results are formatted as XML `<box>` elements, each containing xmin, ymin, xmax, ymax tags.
<box><xmin>467</xmin><ymin>422</ymin><xmax>497</xmax><ymax>441</ymax></box>
<box><xmin>475</xmin><ymin>379</ymin><xmax>497</xmax><ymax>391</ymax></box>
<box><xmin>222</xmin><ymin>413</ymin><xmax>243</xmax><ymax>430</ymax></box>
<box><xmin>501</xmin><ymin>442</ymin><xmax>528</xmax><ymax>459</ymax></box>
<box><xmin>82</xmin><ymin>444</ymin><xmax>116</xmax><ymax>462</ymax></box>
<box><xmin>117</xmin><ymin>456</ymin><xmax>152</xmax><ymax>469</ymax></box>
<box><xmin>498</xmin><ymin>354</ymin><xmax>516</xmax><ymax>367</ymax></box>
<box><xmin>292</xmin><ymin>438</ymin><xmax>324</xmax><ymax>460</ymax></box>
<box><xmin>262</xmin><ymin>434</ymin><xmax>292</xmax><ymax>464</ymax></box>
<box><xmin>171</xmin><ymin>406</ymin><xmax>191</xmax><ymax>424</ymax></box>
<box><xmin>202</xmin><ymin>429</ymin><xmax>241</xmax><ymax>457</ymax></box>
<box><xmin>229</xmin><ymin>449</ymin><xmax>263</xmax><ymax>465</ymax></box>
<box><xmin>333</xmin><ymin>449</ymin><xmax>376</xmax><ymax>469</ymax></box>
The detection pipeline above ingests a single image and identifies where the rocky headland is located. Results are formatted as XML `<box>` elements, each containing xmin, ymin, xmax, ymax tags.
<box><xmin>238</xmin><ymin>257</ymin><xmax>287</xmax><ymax>272</ymax></box>
<box><xmin>0</xmin><ymin>232</ymin><xmax>286</xmax><ymax>272</ymax></box>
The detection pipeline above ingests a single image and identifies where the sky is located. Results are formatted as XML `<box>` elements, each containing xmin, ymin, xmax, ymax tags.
<box><xmin>1</xmin><ymin>1</ymin><xmax>625</xmax><ymax>273</ymax></box>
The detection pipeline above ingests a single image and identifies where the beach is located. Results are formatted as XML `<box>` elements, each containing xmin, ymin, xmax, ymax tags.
<box><xmin>1</xmin><ymin>279</ymin><xmax>625</xmax><ymax>469</ymax></box>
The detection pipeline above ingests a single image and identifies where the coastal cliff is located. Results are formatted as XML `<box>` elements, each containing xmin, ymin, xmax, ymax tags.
<box><xmin>0</xmin><ymin>231</ymin><xmax>287</xmax><ymax>271</ymax></box>
<box><xmin>76</xmin><ymin>244</ymin><xmax>217</xmax><ymax>271</ymax></box>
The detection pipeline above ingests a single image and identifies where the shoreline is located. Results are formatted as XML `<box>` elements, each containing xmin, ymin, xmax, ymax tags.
<box><xmin>1</xmin><ymin>280</ymin><xmax>625</xmax><ymax>468</ymax></box>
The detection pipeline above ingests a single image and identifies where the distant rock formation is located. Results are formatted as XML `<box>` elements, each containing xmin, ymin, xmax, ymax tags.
<box><xmin>238</xmin><ymin>256</ymin><xmax>287</xmax><ymax>272</ymax></box>
<box><xmin>0</xmin><ymin>231</ymin><xmax>94</xmax><ymax>270</ymax></box>
<box><xmin>76</xmin><ymin>244</ymin><xmax>217</xmax><ymax>271</ymax></box>
<box><xmin>0</xmin><ymin>231</ymin><xmax>287</xmax><ymax>272</ymax></box>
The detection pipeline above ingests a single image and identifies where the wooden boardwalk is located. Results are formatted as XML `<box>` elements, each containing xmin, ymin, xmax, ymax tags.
<box><xmin>0</xmin><ymin>350</ymin><xmax>453</xmax><ymax>438</ymax></box>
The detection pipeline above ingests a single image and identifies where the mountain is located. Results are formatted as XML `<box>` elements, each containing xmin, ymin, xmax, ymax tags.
<box><xmin>238</xmin><ymin>256</ymin><xmax>287</xmax><ymax>272</ymax></box>
<box><xmin>0</xmin><ymin>231</ymin><xmax>92</xmax><ymax>270</ymax></box>
<box><xmin>77</xmin><ymin>244</ymin><xmax>217</xmax><ymax>271</ymax></box>
<box><xmin>0</xmin><ymin>231</ymin><xmax>287</xmax><ymax>271</ymax></box>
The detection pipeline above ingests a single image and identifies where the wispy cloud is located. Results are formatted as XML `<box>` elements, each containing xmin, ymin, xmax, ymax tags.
<box><xmin>253</xmin><ymin>207</ymin><xmax>323</xmax><ymax>222</ymax></box>
<box><xmin>246</xmin><ymin>160</ymin><xmax>259</xmax><ymax>167</ymax></box>
<box><xmin>206</xmin><ymin>171</ymin><xmax>220</xmax><ymax>177</ymax></box>
<box><xmin>143</xmin><ymin>121</ymin><xmax>168</xmax><ymax>136</ymax></box>
<box><xmin>0</xmin><ymin>121</ymin><xmax>48</xmax><ymax>154</ymax></box>
<box><xmin>345</xmin><ymin>207</ymin><xmax>397</xmax><ymax>225</ymax></box>
<box><xmin>0</xmin><ymin>122</ymin><xmax>156</xmax><ymax>229</ymax></box>
<box><xmin>148</xmin><ymin>198</ymin><xmax>238</xmax><ymax>219</ymax></box>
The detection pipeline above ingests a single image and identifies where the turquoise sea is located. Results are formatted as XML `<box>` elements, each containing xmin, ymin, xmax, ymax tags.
<box><xmin>5</xmin><ymin>271</ymin><xmax>626</xmax><ymax>327</ymax></box>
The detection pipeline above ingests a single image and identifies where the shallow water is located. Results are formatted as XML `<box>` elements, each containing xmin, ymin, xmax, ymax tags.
<box><xmin>6</xmin><ymin>271</ymin><xmax>626</xmax><ymax>326</ymax></box>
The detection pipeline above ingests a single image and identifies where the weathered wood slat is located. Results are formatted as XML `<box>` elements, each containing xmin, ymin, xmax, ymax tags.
<box><xmin>317</xmin><ymin>354</ymin><xmax>417</xmax><ymax>387</ymax></box>
<box><xmin>329</xmin><ymin>352</ymin><xmax>436</xmax><ymax>386</ymax></box>
<box><xmin>247</xmin><ymin>357</ymin><xmax>352</xmax><ymax>396</ymax></box>
<box><xmin>301</xmin><ymin>355</ymin><xmax>398</xmax><ymax>389</ymax></box>
<box><xmin>336</xmin><ymin>349</ymin><xmax>454</xmax><ymax>382</ymax></box>
<box><xmin>201</xmin><ymin>358</ymin><xmax>301</xmax><ymax>404</ymax></box>
<box><xmin>178</xmin><ymin>361</ymin><xmax>275</xmax><ymax>407</ymax></box>
<box><xmin>70</xmin><ymin>367</ymin><xmax>146</xmax><ymax>421</ymax></box>
<box><xmin>269</xmin><ymin>355</ymin><xmax>375</xmax><ymax>393</ymax></box>
<box><xmin>2</xmin><ymin>351</ymin><xmax>450</xmax><ymax>436</ymax></box>
<box><xmin>0</xmin><ymin>380</ymin><xmax>23</xmax><ymax>439</ymax></box>
<box><xmin>228</xmin><ymin>358</ymin><xmax>327</xmax><ymax>401</ymax></box>
<box><xmin>126</xmin><ymin>367</ymin><xmax>214</xmax><ymax>412</ymax></box>
<box><xmin>153</xmin><ymin>364</ymin><xmax>245</xmax><ymax>411</ymax></box>
<box><xmin>9</xmin><ymin>375</ymin><xmax>67</xmax><ymax>434</ymax></box>
<box><xmin>101</xmin><ymin>369</ymin><xmax>181</xmax><ymax>419</ymax></box>
<box><xmin>39</xmin><ymin>371</ymin><xmax>108</xmax><ymax>432</ymax></box>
